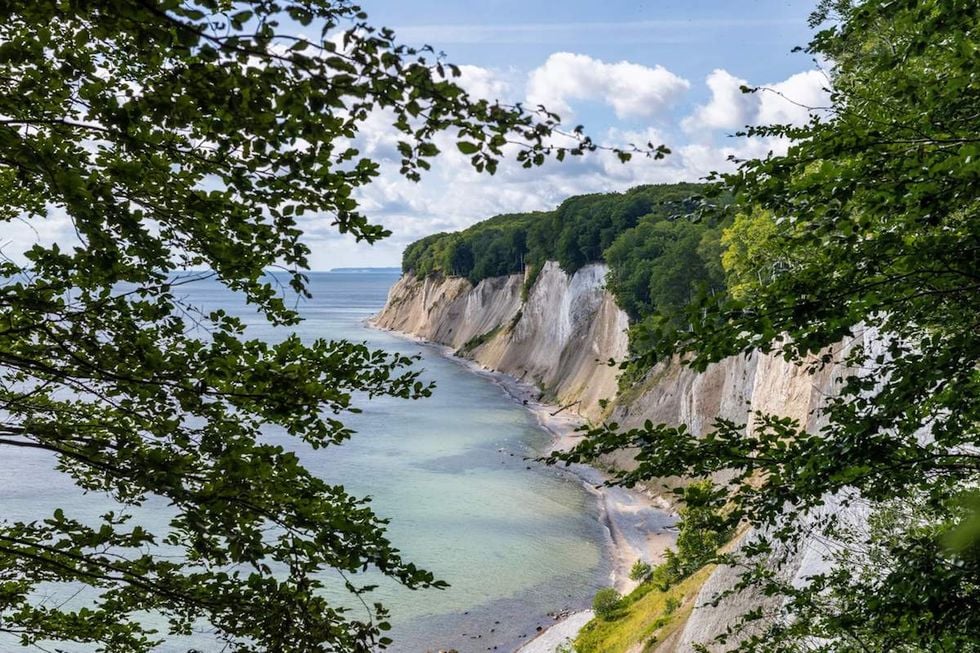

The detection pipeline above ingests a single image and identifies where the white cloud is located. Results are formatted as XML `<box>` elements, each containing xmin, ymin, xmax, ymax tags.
<box><xmin>682</xmin><ymin>68</ymin><xmax>830</xmax><ymax>134</ymax></box>
<box><xmin>455</xmin><ymin>64</ymin><xmax>514</xmax><ymax>101</ymax></box>
<box><xmin>756</xmin><ymin>70</ymin><xmax>830</xmax><ymax>126</ymax></box>
<box><xmin>0</xmin><ymin>206</ymin><xmax>79</xmax><ymax>265</ymax></box>
<box><xmin>526</xmin><ymin>52</ymin><xmax>689</xmax><ymax>119</ymax></box>
<box><xmin>681</xmin><ymin>69</ymin><xmax>757</xmax><ymax>132</ymax></box>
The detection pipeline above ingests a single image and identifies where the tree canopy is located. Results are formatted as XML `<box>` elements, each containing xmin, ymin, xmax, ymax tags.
<box><xmin>0</xmin><ymin>1</ymin><xmax>642</xmax><ymax>650</ymax></box>
<box><xmin>400</xmin><ymin>182</ymin><xmax>727</xmax><ymax>333</ymax></box>
<box><xmin>557</xmin><ymin>0</ymin><xmax>980</xmax><ymax>649</ymax></box>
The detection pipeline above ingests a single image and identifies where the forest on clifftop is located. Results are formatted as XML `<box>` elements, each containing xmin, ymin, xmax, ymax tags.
<box><xmin>401</xmin><ymin>182</ymin><xmax>738</xmax><ymax>337</ymax></box>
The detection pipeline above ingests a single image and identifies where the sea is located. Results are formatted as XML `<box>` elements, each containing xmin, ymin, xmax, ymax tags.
<box><xmin>0</xmin><ymin>270</ymin><xmax>612</xmax><ymax>653</ymax></box>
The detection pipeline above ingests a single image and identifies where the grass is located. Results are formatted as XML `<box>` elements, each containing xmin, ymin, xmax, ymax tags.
<box><xmin>573</xmin><ymin>565</ymin><xmax>715</xmax><ymax>653</ymax></box>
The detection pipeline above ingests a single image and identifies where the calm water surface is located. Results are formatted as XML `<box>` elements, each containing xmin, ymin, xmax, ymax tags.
<box><xmin>1</xmin><ymin>272</ymin><xmax>610</xmax><ymax>652</ymax></box>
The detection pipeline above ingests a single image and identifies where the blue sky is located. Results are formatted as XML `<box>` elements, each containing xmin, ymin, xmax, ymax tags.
<box><xmin>5</xmin><ymin>2</ymin><xmax>829</xmax><ymax>270</ymax></box>
<box><xmin>297</xmin><ymin>0</ymin><xmax>829</xmax><ymax>269</ymax></box>
<box><xmin>374</xmin><ymin>1</ymin><xmax>818</xmax><ymax>133</ymax></box>
<box><xmin>371</xmin><ymin>1</ymin><xmax>816</xmax><ymax>82</ymax></box>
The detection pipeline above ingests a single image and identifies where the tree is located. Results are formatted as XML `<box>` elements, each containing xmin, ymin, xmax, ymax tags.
<box><xmin>448</xmin><ymin>238</ymin><xmax>474</xmax><ymax>278</ymax></box>
<box><xmin>604</xmin><ymin>216</ymin><xmax>727</xmax><ymax>329</ymax></box>
<box><xmin>591</xmin><ymin>587</ymin><xmax>621</xmax><ymax>620</ymax></box>
<box><xmin>0</xmin><ymin>2</ymin><xmax>652</xmax><ymax>651</ymax></box>
<box><xmin>556</xmin><ymin>0</ymin><xmax>980</xmax><ymax>649</ymax></box>
<box><xmin>718</xmin><ymin>208</ymin><xmax>779</xmax><ymax>301</ymax></box>
<box><xmin>629</xmin><ymin>559</ymin><xmax>652</xmax><ymax>582</ymax></box>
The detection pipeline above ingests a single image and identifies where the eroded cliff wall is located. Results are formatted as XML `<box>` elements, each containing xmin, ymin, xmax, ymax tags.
<box><xmin>373</xmin><ymin>262</ymin><xmax>629</xmax><ymax>422</ymax></box>
<box><xmin>374</xmin><ymin>264</ymin><xmax>869</xmax><ymax>653</ymax></box>
<box><xmin>374</xmin><ymin>262</ymin><xmax>843</xmax><ymax>435</ymax></box>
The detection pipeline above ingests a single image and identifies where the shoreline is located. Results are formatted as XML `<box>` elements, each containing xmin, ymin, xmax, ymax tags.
<box><xmin>367</xmin><ymin>319</ymin><xmax>677</xmax><ymax>652</ymax></box>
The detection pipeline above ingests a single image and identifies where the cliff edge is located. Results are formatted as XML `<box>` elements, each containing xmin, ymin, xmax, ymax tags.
<box><xmin>373</xmin><ymin>262</ymin><xmax>628</xmax><ymax>422</ymax></box>
<box><xmin>373</xmin><ymin>263</ymin><xmax>871</xmax><ymax>652</ymax></box>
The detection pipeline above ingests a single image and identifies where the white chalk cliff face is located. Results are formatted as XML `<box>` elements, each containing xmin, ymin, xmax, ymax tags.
<box><xmin>374</xmin><ymin>264</ymin><xmax>874</xmax><ymax>652</ymax></box>
<box><xmin>373</xmin><ymin>262</ymin><xmax>629</xmax><ymax>422</ymax></box>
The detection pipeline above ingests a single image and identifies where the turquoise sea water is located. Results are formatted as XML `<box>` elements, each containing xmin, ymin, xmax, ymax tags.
<box><xmin>1</xmin><ymin>271</ymin><xmax>611</xmax><ymax>652</ymax></box>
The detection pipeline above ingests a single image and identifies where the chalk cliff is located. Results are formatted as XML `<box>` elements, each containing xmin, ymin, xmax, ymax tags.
<box><xmin>373</xmin><ymin>262</ymin><xmax>629</xmax><ymax>422</ymax></box>
<box><xmin>374</xmin><ymin>263</ymin><xmax>870</xmax><ymax>652</ymax></box>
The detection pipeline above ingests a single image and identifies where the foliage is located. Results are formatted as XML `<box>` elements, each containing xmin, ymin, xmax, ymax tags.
<box><xmin>591</xmin><ymin>587</ymin><xmax>622</xmax><ymax>620</ymax></box>
<box><xmin>641</xmin><ymin>481</ymin><xmax>733</xmax><ymax>592</ymax></box>
<box><xmin>574</xmin><ymin>565</ymin><xmax>714</xmax><ymax>653</ymax></box>
<box><xmin>402</xmin><ymin>212</ymin><xmax>541</xmax><ymax>282</ymax></box>
<box><xmin>456</xmin><ymin>326</ymin><xmax>501</xmax><ymax>355</ymax></box>
<box><xmin>671</xmin><ymin>481</ymin><xmax>735</xmax><ymax>573</ymax></box>
<box><xmin>629</xmin><ymin>559</ymin><xmax>653</xmax><ymax>582</ymax></box>
<box><xmin>402</xmin><ymin>232</ymin><xmax>455</xmax><ymax>279</ymax></box>
<box><xmin>719</xmin><ymin>208</ymin><xmax>779</xmax><ymax>301</ymax></box>
<box><xmin>605</xmin><ymin>217</ymin><xmax>727</xmax><ymax>327</ymax></box>
<box><xmin>557</xmin><ymin>0</ymin><xmax>980</xmax><ymax>650</ymax></box>
<box><xmin>538</xmin><ymin>184</ymin><xmax>706</xmax><ymax>274</ymax></box>
<box><xmin>521</xmin><ymin>261</ymin><xmax>544</xmax><ymax>302</ymax></box>
<box><xmin>945</xmin><ymin>490</ymin><xmax>980</xmax><ymax>553</ymax></box>
<box><xmin>402</xmin><ymin>184</ymin><xmax>708</xmax><ymax>282</ymax></box>
<box><xmin>760</xmin><ymin>494</ymin><xmax>980</xmax><ymax>653</ymax></box>
<box><xmin>401</xmin><ymin>183</ymin><xmax>726</xmax><ymax>342</ymax></box>
<box><xmin>0</xmin><ymin>1</ymin><xmax>639</xmax><ymax>650</ymax></box>
<box><xmin>648</xmin><ymin>558</ymin><xmax>680</xmax><ymax>593</ymax></box>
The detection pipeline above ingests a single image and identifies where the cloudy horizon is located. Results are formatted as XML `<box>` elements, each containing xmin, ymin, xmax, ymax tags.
<box><xmin>1</xmin><ymin>0</ymin><xmax>830</xmax><ymax>270</ymax></box>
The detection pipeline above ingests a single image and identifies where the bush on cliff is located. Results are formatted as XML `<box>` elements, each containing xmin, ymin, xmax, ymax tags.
<box><xmin>592</xmin><ymin>587</ymin><xmax>622</xmax><ymax>620</ymax></box>
<box><xmin>629</xmin><ymin>559</ymin><xmax>653</xmax><ymax>582</ymax></box>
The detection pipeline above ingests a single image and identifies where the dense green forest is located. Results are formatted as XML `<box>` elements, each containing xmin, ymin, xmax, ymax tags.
<box><xmin>402</xmin><ymin>183</ymin><xmax>729</xmax><ymax>329</ymax></box>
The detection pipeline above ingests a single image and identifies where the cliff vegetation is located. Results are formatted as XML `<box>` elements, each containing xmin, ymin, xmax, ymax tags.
<box><xmin>391</xmin><ymin>3</ymin><xmax>980</xmax><ymax>650</ymax></box>
<box><xmin>401</xmin><ymin>182</ymin><xmax>732</xmax><ymax>349</ymax></box>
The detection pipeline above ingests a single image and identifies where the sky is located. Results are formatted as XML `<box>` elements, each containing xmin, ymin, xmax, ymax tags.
<box><xmin>307</xmin><ymin>0</ymin><xmax>830</xmax><ymax>269</ymax></box>
<box><xmin>3</xmin><ymin>1</ymin><xmax>831</xmax><ymax>270</ymax></box>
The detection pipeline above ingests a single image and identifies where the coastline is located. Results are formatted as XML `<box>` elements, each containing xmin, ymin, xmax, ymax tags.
<box><xmin>367</xmin><ymin>319</ymin><xmax>677</xmax><ymax>652</ymax></box>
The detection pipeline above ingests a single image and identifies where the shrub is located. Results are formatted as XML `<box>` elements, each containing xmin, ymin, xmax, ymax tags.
<box><xmin>673</xmin><ymin>480</ymin><xmax>734</xmax><ymax>574</ymax></box>
<box><xmin>592</xmin><ymin>587</ymin><xmax>622</xmax><ymax>620</ymax></box>
<box><xmin>457</xmin><ymin>326</ymin><xmax>500</xmax><ymax>355</ymax></box>
<box><xmin>629</xmin><ymin>559</ymin><xmax>652</xmax><ymax>582</ymax></box>
<box><xmin>649</xmin><ymin>559</ymin><xmax>680</xmax><ymax>592</ymax></box>
<box><xmin>521</xmin><ymin>261</ymin><xmax>543</xmax><ymax>302</ymax></box>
